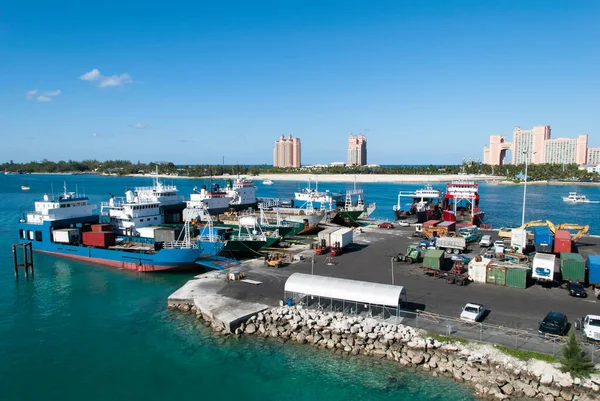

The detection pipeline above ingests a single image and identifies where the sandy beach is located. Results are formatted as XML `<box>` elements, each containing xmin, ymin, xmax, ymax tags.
<box><xmin>125</xmin><ymin>173</ymin><xmax>505</xmax><ymax>183</ymax></box>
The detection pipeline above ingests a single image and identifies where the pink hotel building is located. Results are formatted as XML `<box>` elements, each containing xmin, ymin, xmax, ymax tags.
<box><xmin>483</xmin><ymin>125</ymin><xmax>599</xmax><ymax>166</ymax></box>
<box><xmin>273</xmin><ymin>135</ymin><xmax>301</xmax><ymax>168</ymax></box>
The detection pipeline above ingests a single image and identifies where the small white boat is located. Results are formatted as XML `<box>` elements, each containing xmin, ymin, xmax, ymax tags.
<box><xmin>21</xmin><ymin>185</ymin><xmax>30</xmax><ymax>191</ymax></box>
<box><xmin>262</xmin><ymin>180</ymin><xmax>274</xmax><ymax>185</ymax></box>
<box><xmin>562</xmin><ymin>192</ymin><xmax>599</xmax><ymax>204</ymax></box>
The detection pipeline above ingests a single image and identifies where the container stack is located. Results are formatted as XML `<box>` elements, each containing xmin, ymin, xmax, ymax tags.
<box><xmin>560</xmin><ymin>253</ymin><xmax>585</xmax><ymax>282</ymax></box>
<box><xmin>83</xmin><ymin>224</ymin><xmax>116</xmax><ymax>247</ymax></box>
<box><xmin>553</xmin><ymin>230</ymin><xmax>572</xmax><ymax>254</ymax></box>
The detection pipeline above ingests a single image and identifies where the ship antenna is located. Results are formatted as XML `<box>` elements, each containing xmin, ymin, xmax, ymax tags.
<box><xmin>51</xmin><ymin>182</ymin><xmax>54</xmax><ymax>200</ymax></box>
<box><xmin>76</xmin><ymin>184</ymin><xmax>78</xmax><ymax>197</ymax></box>
<box><xmin>63</xmin><ymin>181</ymin><xmax>67</xmax><ymax>196</ymax></box>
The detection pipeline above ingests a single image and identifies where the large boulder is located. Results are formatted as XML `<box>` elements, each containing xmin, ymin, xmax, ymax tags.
<box><xmin>245</xmin><ymin>323</ymin><xmax>257</xmax><ymax>334</ymax></box>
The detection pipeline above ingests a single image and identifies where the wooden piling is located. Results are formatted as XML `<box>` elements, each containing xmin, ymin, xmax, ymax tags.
<box><xmin>12</xmin><ymin>242</ymin><xmax>34</xmax><ymax>279</ymax></box>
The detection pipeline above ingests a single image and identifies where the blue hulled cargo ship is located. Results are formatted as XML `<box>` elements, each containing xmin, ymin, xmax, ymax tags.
<box><xmin>17</xmin><ymin>185</ymin><xmax>224</xmax><ymax>272</ymax></box>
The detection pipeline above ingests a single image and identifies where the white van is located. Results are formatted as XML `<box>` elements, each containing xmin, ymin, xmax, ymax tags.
<box><xmin>479</xmin><ymin>235</ymin><xmax>492</xmax><ymax>247</ymax></box>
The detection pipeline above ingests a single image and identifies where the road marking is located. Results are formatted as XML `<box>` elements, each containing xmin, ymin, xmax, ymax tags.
<box><xmin>583</xmin><ymin>300</ymin><xmax>597</xmax><ymax>304</ymax></box>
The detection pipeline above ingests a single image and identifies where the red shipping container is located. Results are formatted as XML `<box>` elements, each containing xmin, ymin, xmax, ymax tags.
<box><xmin>554</xmin><ymin>230</ymin><xmax>572</xmax><ymax>254</ymax></box>
<box><xmin>443</xmin><ymin>211</ymin><xmax>456</xmax><ymax>222</ymax></box>
<box><xmin>91</xmin><ymin>224</ymin><xmax>113</xmax><ymax>232</ymax></box>
<box><xmin>83</xmin><ymin>231</ymin><xmax>117</xmax><ymax>247</ymax></box>
<box><xmin>422</xmin><ymin>220</ymin><xmax>441</xmax><ymax>228</ymax></box>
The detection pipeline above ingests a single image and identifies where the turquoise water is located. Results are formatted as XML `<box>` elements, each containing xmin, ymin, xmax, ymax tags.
<box><xmin>1</xmin><ymin>173</ymin><xmax>595</xmax><ymax>401</ymax></box>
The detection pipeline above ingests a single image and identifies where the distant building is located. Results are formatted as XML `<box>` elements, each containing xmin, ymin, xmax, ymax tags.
<box><xmin>273</xmin><ymin>135</ymin><xmax>301</xmax><ymax>168</ymax></box>
<box><xmin>330</xmin><ymin>162</ymin><xmax>346</xmax><ymax>167</ymax></box>
<box><xmin>483</xmin><ymin>125</ymin><xmax>592</xmax><ymax>166</ymax></box>
<box><xmin>347</xmin><ymin>134</ymin><xmax>367</xmax><ymax>166</ymax></box>
<box><xmin>587</xmin><ymin>148</ymin><xmax>600</xmax><ymax>166</ymax></box>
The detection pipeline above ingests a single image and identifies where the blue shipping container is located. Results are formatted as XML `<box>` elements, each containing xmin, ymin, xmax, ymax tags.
<box><xmin>533</xmin><ymin>227</ymin><xmax>553</xmax><ymax>247</ymax></box>
<box><xmin>588</xmin><ymin>255</ymin><xmax>600</xmax><ymax>285</ymax></box>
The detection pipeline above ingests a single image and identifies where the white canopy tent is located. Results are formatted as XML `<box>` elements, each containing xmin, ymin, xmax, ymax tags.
<box><xmin>284</xmin><ymin>273</ymin><xmax>406</xmax><ymax>320</ymax></box>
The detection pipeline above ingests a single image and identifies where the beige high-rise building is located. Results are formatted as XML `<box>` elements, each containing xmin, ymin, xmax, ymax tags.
<box><xmin>347</xmin><ymin>134</ymin><xmax>367</xmax><ymax>166</ymax></box>
<box><xmin>273</xmin><ymin>135</ymin><xmax>301</xmax><ymax>168</ymax></box>
<box><xmin>483</xmin><ymin>125</ymin><xmax>592</xmax><ymax>166</ymax></box>
<box><xmin>588</xmin><ymin>148</ymin><xmax>600</xmax><ymax>166</ymax></box>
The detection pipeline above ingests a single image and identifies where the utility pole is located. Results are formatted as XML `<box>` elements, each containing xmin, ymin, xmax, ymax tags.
<box><xmin>390</xmin><ymin>257</ymin><xmax>395</xmax><ymax>285</ymax></box>
<box><xmin>311</xmin><ymin>256</ymin><xmax>314</xmax><ymax>275</ymax></box>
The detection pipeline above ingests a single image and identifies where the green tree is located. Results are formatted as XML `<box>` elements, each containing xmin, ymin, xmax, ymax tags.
<box><xmin>560</xmin><ymin>328</ymin><xmax>595</xmax><ymax>379</ymax></box>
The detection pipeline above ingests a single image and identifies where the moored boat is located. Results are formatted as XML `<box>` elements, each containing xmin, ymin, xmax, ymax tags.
<box><xmin>293</xmin><ymin>177</ymin><xmax>343</xmax><ymax>209</ymax></box>
<box><xmin>262</xmin><ymin>179</ymin><xmax>274</xmax><ymax>185</ymax></box>
<box><xmin>183</xmin><ymin>184</ymin><xmax>232</xmax><ymax>217</ymax></box>
<box><xmin>226</xmin><ymin>177</ymin><xmax>258</xmax><ymax>211</ymax></box>
<box><xmin>18</xmin><ymin>184</ymin><xmax>223</xmax><ymax>272</ymax></box>
<box><xmin>442</xmin><ymin>181</ymin><xmax>485</xmax><ymax>227</ymax></box>
<box><xmin>393</xmin><ymin>184</ymin><xmax>443</xmax><ymax>222</ymax></box>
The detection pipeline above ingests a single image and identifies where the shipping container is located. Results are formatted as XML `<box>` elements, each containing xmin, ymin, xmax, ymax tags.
<box><xmin>52</xmin><ymin>228</ymin><xmax>81</xmax><ymax>244</ymax></box>
<box><xmin>137</xmin><ymin>227</ymin><xmax>160</xmax><ymax>239</ymax></box>
<box><xmin>553</xmin><ymin>230</ymin><xmax>572</xmax><ymax>254</ymax></box>
<box><xmin>91</xmin><ymin>224</ymin><xmax>112</xmax><ymax>232</ymax></box>
<box><xmin>468</xmin><ymin>259</ymin><xmax>490</xmax><ymax>283</ymax></box>
<box><xmin>422</xmin><ymin>220</ymin><xmax>441</xmax><ymax>229</ymax></box>
<box><xmin>317</xmin><ymin>227</ymin><xmax>340</xmax><ymax>247</ymax></box>
<box><xmin>423</xmin><ymin>249</ymin><xmax>445</xmax><ymax>270</ymax></box>
<box><xmin>154</xmin><ymin>228</ymin><xmax>179</xmax><ymax>243</ymax></box>
<box><xmin>532</xmin><ymin>253</ymin><xmax>557</xmax><ymax>282</ymax></box>
<box><xmin>330</xmin><ymin>227</ymin><xmax>353</xmax><ymax>249</ymax></box>
<box><xmin>510</xmin><ymin>229</ymin><xmax>527</xmax><ymax>253</ymax></box>
<box><xmin>443</xmin><ymin>211</ymin><xmax>455</xmax><ymax>222</ymax></box>
<box><xmin>533</xmin><ymin>226</ymin><xmax>553</xmax><ymax>253</ymax></box>
<box><xmin>588</xmin><ymin>255</ymin><xmax>600</xmax><ymax>285</ymax></box>
<box><xmin>437</xmin><ymin>221</ymin><xmax>456</xmax><ymax>232</ymax></box>
<box><xmin>505</xmin><ymin>267</ymin><xmax>531</xmax><ymax>289</ymax></box>
<box><xmin>82</xmin><ymin>231</ymin><xmax>116</xmax><ymax>247</ymax></box>
<box><xmin>486</xmin><ymin>265</ymin><xmax>507</xmax><ymax>286</ymax></box>
<box><xmin>560</xmin><ymin>253</ymin><xmax>586</xmax><ymax>282</ymax></box>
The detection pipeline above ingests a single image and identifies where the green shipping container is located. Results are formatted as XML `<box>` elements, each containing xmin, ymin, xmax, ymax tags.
<box><xmin>505</xmin><ymin>267</ymin><xmax>531</xmax><ymax>289</ymax></box>
<box><xmin>423</xmin><ymin>249</ymin><xmax>445</xmax><ymax>270</ymax></box>
<box><xmin>560</xmin><ymin>253</ymin><xmax>586</xmax><ymax>282</ymax></box>
<box><xmin>486</xmin><ymin>266</ymin><xmax>507</xmax><ymax>286</ymax></box>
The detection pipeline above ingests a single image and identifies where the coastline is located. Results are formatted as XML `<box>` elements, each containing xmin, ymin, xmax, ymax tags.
<box><xmin>497</xmin><ymin>180</ymin><xmax>600</xmax><ymax>186</ymax></box>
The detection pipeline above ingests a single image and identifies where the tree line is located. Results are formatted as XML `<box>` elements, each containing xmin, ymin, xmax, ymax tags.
<box><xmin>1</xmin><ymin>159</ymin><xmax>598</xmax><ymax>181</ymax></box>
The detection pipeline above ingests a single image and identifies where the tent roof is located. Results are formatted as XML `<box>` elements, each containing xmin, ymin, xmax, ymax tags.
<box><xmin>284</xmin><ymin>273</ymin><xmax>405</xmax><ymax>307</ymax></box>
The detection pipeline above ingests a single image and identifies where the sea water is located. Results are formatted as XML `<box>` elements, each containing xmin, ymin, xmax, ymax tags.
<box><xmin>1</xmin><ymin>173</ymin><xmax>596</xmax><ymax>401</ymax></box>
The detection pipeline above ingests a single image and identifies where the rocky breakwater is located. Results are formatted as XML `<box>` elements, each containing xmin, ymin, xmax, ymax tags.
<box><xmin>172</xmin><ymin>302</ymin><xmax>599</xmax><ymax>401</ymax></box>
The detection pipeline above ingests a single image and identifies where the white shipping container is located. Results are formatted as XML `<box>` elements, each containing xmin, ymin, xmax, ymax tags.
<box><xmin>317</xmin><ymin>227</ymin><xmax>340</xmax><ymax>247</ymax></box>
<box><xmin>532</xmin><ymin>253</ymin><xmax>558</xmax><ymax>282</ymax></box>
<box><xmin>137</xmin><ymin>227</ymin><xmax>159</xmax><ymax>239</ymax></box>
<box><xmin>511</xmin><ymin>229</ymin><xmax>527</xmax><ymax>253</ymax></box>
<box><xmin>330</xmin><ymin>227</ymin><xmax>353</xmax><ymax>249</ymax></box>
<box><xmin>468</xmin><ymin>259</ymin><xmax>490</xmax><ymax>283</ymax></box>
<box><xmin>52</xmin><ymin>228</ymin><xmax>80</xmax><ymax>244</ymax></box>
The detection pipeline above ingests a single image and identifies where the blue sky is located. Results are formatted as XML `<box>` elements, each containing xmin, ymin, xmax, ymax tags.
<box><xmin>1</xmin><ymin>0</ymin><xmax>599</xmax><ymax>165</ymax></box>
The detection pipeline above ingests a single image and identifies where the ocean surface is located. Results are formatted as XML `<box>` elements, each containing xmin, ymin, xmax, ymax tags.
<box><xmin>1</xmin><ymin>173</ymin><xmax>597</xmax><ymax>401</ymax></box>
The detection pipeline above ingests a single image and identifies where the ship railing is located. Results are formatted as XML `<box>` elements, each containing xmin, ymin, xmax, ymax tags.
<box><xmin>134</xmin><ymin>184</ymin><xmax>178</xmax><ymax>192</ymax></box>
<box><xmin>162</xmin><ymin>240</ymin><xmax>197</xmax><ymax>249</ymax></box>
<box><xmin>258</xmin><ymin>198</ymin><xmax>281</xmax><ymax>209</ymax></box>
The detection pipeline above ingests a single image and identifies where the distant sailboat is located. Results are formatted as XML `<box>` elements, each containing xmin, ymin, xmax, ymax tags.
<box><xmin>21</xmin><ymin>178</ymin><xmax>30</xmax><ymax>191</ymax></box>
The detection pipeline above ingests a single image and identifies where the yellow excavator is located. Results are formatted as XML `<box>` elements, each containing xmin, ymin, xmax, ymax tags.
<box><xmin>555</xmin><ymin>223</ymin><xmax>589</xmax><ymax>241</ymax></box>
<box><xmin>518</xmin><ymin>220</ymin><xmax>556</xmax><ymax>233</ymax></box>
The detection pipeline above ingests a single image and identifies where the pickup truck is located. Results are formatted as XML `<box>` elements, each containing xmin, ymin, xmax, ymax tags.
<box><xmin>575</xmin><ymin>315</ymin><xmax>600</xmax><ymax>341</ymax></box>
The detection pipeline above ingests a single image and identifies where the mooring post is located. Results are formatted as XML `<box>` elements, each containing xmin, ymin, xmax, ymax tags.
<box><xmin>12</xmin><ymin>244</ymin><xmax>18</xmax><ymax>278</ymax></box>
<box><xmin>12</xmin><ymin>242</ymin><xmax>34</xmax><ymax>279</ymax></box>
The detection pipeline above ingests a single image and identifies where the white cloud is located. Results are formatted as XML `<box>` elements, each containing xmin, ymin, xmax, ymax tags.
<box><xmin>80</xmin><ymin>69</ymin><xmax>134</xmax><ymax>88</ymax></box>
<box><xmin>26</xmin><ymin>88</ymin><xmax>61</xmax><ymax>102</ymax></box>
<box><xmin>80</xmin><ymin>69</ymin><xmax>101</xmax><ymax>81</ymax></box>
<box><xmin>92</xmin><ymin>132</ymin><xmax>98</xmax><ymax>137</ymax></box>
<box><xmin>98</xmin><ymin>73</ymin><xmax>132</xmax><ymax>88</ymax></box>
<box><xmin>131</xmin><ymin>122</ymin><xmax>151</xmax><ymax>130</ymax></box>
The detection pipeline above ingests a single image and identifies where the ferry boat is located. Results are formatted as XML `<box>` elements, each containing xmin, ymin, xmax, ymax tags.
<box><xmin>562</xmin><ymin>192</ymin><xmax>599</xmax><ymax>204</ymax></box>
<box><xmin>17</xmin><ymin>184</ymin><xmax>223</xmax><ymax>272</ymax></box>
<box><xmin>225</xmin><ymin>178</ymin><xmax>258</xmax><ymax>211</ymax></box>
<box><xmin>393</xmin><ymin>184</ymin><xmax>443</xmax><ymax>222</ymax></box>
<box><xmin>100</xmin><ymin>177</ymin><xmax>185</xmax><ymax>235</ymax></box>
<box><xmin>184</xmin><ymin>184</ymin><xmax>232</xmax><ymax>217</ymax></box>
<box><xmin>442</xmin><ymin>181</ymin><xmax>485</xmax><ymax>227</ymax></box>
<box><xmin>262</xmin><ymin>180</ymin><xmax>274</xmax><ymax>185</ymax></box>
<box><xmin>293</xmin><ymin>178</ymin><xmax>343</xmax><ymax>209</ymax></box>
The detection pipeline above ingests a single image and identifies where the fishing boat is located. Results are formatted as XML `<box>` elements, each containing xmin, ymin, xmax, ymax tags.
<box><xmin>17</xmin><ymin>183</ymin><xmax>223</xmax><ymax>272</ymax></box>
<box><xmin>262</xmin><ymin>180</ymin><xmax>274</xmax><ymax>185</ymax></box>
<box><xmin>334</xmin><ymin>189</ymin><xmax>377</xmax><ymax>225</ymax></box>
<box><xmin>100</xmin><ymin>176</ymin><xmax>185</xmax><ymax>235</ymax></box>
<box><xmin>562</xmin><ymin>192</ymin><xmax>599</xmax><ymax>204</ymax></box>
<box><xmin>219</xmin><ymin>214</ymin><xmax>280</xmax><ymax>258</ymax></box>
<box><xmin>293</xmin><ymin>177</ymin><xmax>343</xmax><ymax>209</ymax></box>
<box><xmin>393</xmin><ymin>184</ymin><xmax>443</xmax><ymax>222</ymax></box>
<box><xmin>442</xmin><ymin>181</ymin><xmax>485</xmax><ymax>227</ymax></box>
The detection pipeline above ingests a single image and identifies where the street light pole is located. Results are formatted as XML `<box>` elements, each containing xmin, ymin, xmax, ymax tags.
<box><xmin>390</xmin><ymin>257</ymin><xmax>395</xmax><ymax>285</ymax></box>
<box><xmin>522</xmin><ymin>151</ymin><xmax>528</xmax><ymax>227</ymax></box>
<box><xmin>311</xmin><ymin>256</ymin><xmax>314</xmax><ymax>275</ymax></box>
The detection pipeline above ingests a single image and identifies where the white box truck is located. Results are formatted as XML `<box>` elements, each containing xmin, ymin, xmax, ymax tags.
<box><xmin>317</xmin><ymin>227</ymin><xmax>340</xmax><ymax>247</ymax></box>
<box><xmin>532</xmin><ymin>253</ymin><xmax>558</xmax><ymax>282</ymax></box>
<box><xmin>330</xmin><ymin>227</ymin><xmax>353</xmax><ymax>249</ymax></box>
<box><xmin>435</xmin><ymin>236</ymin><xmax>467</xmax><ymax>254</ymax></box>
<box><xmin>511</xmin><ymin>229</ymin><xmax>527</xmax><ymax>253</ymax></box>
<box><xmin>52</xmin><ymin>228</ymin><xmax>80</xmax><ymax>244</ymax></box>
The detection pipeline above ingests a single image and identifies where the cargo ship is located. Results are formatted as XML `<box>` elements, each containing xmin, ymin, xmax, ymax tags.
<box><xmin>393</xmin><ymin>184</ymin><xmax>443</xmax><ymax>222</ymax></box>
<box><xmin>442</xmin><ymin>181</ymin><xmax>485</xmax><ymax>227</ymax></box>
<box><xmin>293</xmin><ymin>177</ymin><xmax>343</xmax><ymax>209</ymax></box>
<box><xmin>183</xmin><ymin>184</ymin><xmax>232</xmax><ymax>217</ymax></box>
<box><xmin>334</xmin><ymin>188</ymin><xmax>376</xmax><ymax>225</ymax></box>
<box><xmin>225</xmin><ymin>178</ymin><xmax>258</xmax><ymax>211</ymax></box>
<box><xmin>18</xmin><ymin>185</ymin><xmax>223</xmax><ymax>272</ymax></box>
<box><xmin>258</xmin><ymin>198</ymin><xmax>326</xmax><ymax>235</ymax></box>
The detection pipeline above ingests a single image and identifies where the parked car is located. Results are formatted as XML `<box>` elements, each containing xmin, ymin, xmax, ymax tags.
<box><xmin>538</xmin><ymin>312</ymin><xmax>569</xmax><ymax>336</ymax></box>
<box><xmin>451</xmin><ymin>254</ymin><xmax>471</xmax><ymax>264</ymax></box>
<box><xmin>460</xmin><ymin>303</ymin><xmax>486</xmax><ymax>322</ymax></box>
<box><xmin>498</xmin><ymin>227</ymin><xmax>514</xmax><ymax>239</ymax></box>
<box><xmin>575</xmin><ymin>315</ymin><xmax>600</xmax><ymax>341</ymax></box>
<box><xmin>479</xmin><ymin>235</ymin><xmax>492</xmax><ymax>247</ymax></box>
<box><xmin>566</xmin><ymin>281</ymin><xmax>587</xmax><ymax>298</ymax></box>
<box><xmin>397</xmin><ymin>220</ymin><xmax>410</xmax><ymax>227</ymax></box>
<box><xmin>378</xmin><ymin>222</ymin><xmax>394</xmax><ymax>229</ymax></box>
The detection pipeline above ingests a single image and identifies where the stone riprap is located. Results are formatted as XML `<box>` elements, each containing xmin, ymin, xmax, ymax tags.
<box><xmin>169</xmin><ymin>301</ymin><xmax>600</xmax><ymax>401</ymax></box>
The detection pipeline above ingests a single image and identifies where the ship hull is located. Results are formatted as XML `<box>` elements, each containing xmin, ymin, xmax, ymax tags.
<box><xmin>266</xmin><ymin>213</ymin><xmax>323</xmax><ymax>235</ymax></box>
<box><xmin>219</xmin><ymin>240</ymin><xmax>265</xmax><ymax>258</ymax></box>
<box><xmin>332</xmin><ymin>210</ymin><xmax>363</xmax><ymax>226</ymax></box>
<box><xmin>230</xmin><ymin>202</ymin><xmax>258</xmax><ymax>212</ymax></box>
